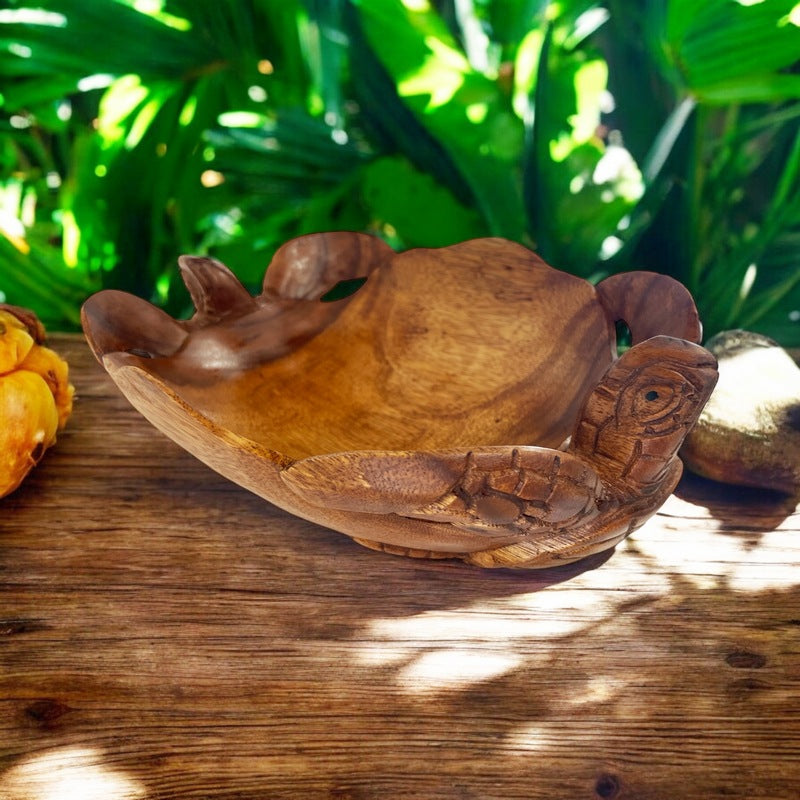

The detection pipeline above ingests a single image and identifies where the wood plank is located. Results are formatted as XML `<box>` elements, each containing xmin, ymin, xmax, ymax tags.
<box><xmin>1</xmin><ymin>335</ymin><xmax>799</xmax><ymax>800</ymax></box>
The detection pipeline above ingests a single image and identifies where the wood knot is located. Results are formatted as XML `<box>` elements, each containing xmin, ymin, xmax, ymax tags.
<box><xmin>25</xmin><ymin>698</ymin><xmax>71</xmax><ymax>726</ymax></box>
<box><xmin>595</xmin><ymin>772</ymin><xmax>620</xmax><ymax>799</ymax></box>
<box><xmin>725</xmin><ymin>650</ymin><xmax>767</xmax><ymax>669</ymax></box>
<box><xmin>0</xmin><ymin>618</ymin><xmax>46</xmax><ymax>636</ymax></box>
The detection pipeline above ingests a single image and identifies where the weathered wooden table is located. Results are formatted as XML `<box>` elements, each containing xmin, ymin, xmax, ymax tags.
<box><xmin>2</xmin><ymin>335</ymin><xmax>799</xmax><ymax>800</ymax></box>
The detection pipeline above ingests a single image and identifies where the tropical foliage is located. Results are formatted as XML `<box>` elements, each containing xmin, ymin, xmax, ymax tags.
<box><xmin>1</xmin><ymin>0</ymin><xmax>799</xmax><ymax>344</ymax></box>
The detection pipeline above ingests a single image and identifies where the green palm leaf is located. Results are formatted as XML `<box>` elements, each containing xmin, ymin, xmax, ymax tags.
<box><xmin>349</xmin><ymin>0</ymin><xmax>527</xmax><ymax>240</ymax></box>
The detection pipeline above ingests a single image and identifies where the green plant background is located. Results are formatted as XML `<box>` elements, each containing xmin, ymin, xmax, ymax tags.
<box><xmin>2</xmin><ymin>0</ymin><xmax>800</xmax><ymax>344</ymax></box>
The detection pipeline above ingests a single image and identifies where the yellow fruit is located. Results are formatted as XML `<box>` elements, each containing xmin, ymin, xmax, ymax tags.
<box><xmin>18</xmin><ymin>342</ymin><xmax>75</xmax><ymax>429</ymax></box>
<box><xmin>0</xmin><ymin>371</ymin><xmax>59</xmax><ymax>497</ymax></box>
<box><xmin>0</xmin><ymin>310</ymin><xmax>35</xmax><ymax>373</ymax></box>
<box><xmin>0</xmin><ymin>305</ymin><xmax>73</xmax><ymax>498</ymax></box>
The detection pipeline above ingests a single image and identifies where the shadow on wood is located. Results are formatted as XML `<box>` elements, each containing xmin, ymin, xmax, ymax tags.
<box><xmin>1</xmin><ymin>338</ymin><xmax>798</xmax><ymax>799</ymax></box>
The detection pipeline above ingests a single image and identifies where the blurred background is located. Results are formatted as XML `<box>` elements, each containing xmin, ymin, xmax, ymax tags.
<box><xmin>1</xmin><ymin>0</ymin><xmax>799</xmax><ymax>343</ymax></box>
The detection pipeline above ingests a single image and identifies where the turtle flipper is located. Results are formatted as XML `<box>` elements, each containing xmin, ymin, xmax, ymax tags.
<box><xmin>596</xmin><ymin>272</ymin><xmax>702</xmax><ymax>344</ymax></box>
<box><xmin>264</xmin><ymin>231</ymin><xmax>393</xmax><ymax>300</ymax></box>
<box><xmin>281</xmin><ymin>446</ymin><xmax>604</xmax><ymax>538</ymax></box>
<box><xmin>81</xmin><ymin>289</ymin><xmax>188</xmax><ymax>362</ymax></box>
<box><xmin>178</xmin><ymin>256</ymin><xmax>258</xmax><ymax>323</ymax></box>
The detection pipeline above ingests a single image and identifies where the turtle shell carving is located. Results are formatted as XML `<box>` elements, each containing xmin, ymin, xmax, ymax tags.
<box><xmin>82</xmin><ymin>233</ymin><xmax>717</xmax><ymax>568</ymax></box>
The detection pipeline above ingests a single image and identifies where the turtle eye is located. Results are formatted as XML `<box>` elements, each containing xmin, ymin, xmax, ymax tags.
<box><xmin>631</xmin><ymin>381</ymin><xmax>682</xmax><ymax>426</ymax></box>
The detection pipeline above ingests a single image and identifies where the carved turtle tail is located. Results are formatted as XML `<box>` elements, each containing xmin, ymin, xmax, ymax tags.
<box><xmin>569</xmin><ymin>336</ymin><xmax>718</xmax><ymax>496</ymax></box>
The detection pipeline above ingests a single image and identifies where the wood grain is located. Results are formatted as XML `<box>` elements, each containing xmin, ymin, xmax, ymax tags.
<box><xmin>81</xmin><ymin>234</ymin><xmax>712</xmax><ymax>567</ymax></box>
<box><xmin>1</xmin><ymin>336</ymin><xmax>799</xmax><ymax>799</ymax></box>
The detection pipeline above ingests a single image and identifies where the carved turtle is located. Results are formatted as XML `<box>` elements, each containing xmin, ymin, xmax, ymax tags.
<box><xmin>281</xmin><ymin>335</ymin><xmax>718</xmax><ymax>567</ymax></box>
<box><xmin>82</xmin><ymin>233</ymin><xmax>717</xmax><ymax>568</ymax></box>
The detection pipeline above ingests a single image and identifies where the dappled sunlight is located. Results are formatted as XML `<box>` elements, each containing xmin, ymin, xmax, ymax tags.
<box><xmin>465</xmin><ymin>102</ymin><xmax>489</xmax><ymax>124</ymax></box>
<box><xmin>643</xmin><ymin>483</ymin><xmax>800</xmax><ymax>591</ymax></box>
<box><xmin>77</xmin><ymin>74</ymin><xmax>115</xmax><ymax>93</ymax></box>
<box><xmin>502</xmin><ymin>725</ymin><xmax>552</xmax><ymax>753</ymax></box>
<box><xmin>216</xmin><ymin>111</ymin><xmax>266</xmax><ymax>128</ymax></box>
<box><xmin>401</xmin><ymin>0</ymin><xmax>431</xmax><ymax>11</ymax></box>
<box><xmin>397</xmin><ymin>649</ymin><xmax>523</xmax><ymax>693</ymax></box>
<box><xmin>0</xmin><ymin>9</ymin><xmax>66</xmax><ymax>27</ymax></box>
<box><xmin>632</xmin><ymin>515</ymin><xmax>799</xmax><ymax>592</ymax></box>
<box><xmin>566</xmin><ymin>675</ymin><xmax>621</xmax><ymax>707</ymax></box>
<box><xmin>96</xmin><ymin>75</ymin><xmax>150</xmax><ymax>149</ymax></box>
<box><xmin>0</xmin><ymin>184</ymin><xmax>30</xmax><ymax>254</ymax></box>
<box><xmin>0</xmin><ymin>747</ymin><xmax>147</xmax><ymax>800</ymax></box>
<box><xmin>706</xmin><ymin>343</ymin><xmax>798</xmax><ymax>431</ymax></box>
<box><xmin>398</xmin><ymin>38</ymin><xmax>468</xmax><ymax>111</ymax></box>
<box><xmin>592</xmin><ymin>144</ymin><xmax>644</xmax><ymax>201</ymax></box>
<box><xmin>118</xmin><ymin>0</ymin><xmax>191</xmax><ymax>30</ymax></box>
<box><xmin>355</xmin><ymin>558</ymin><xmax>673</xmax><ymax>695</ymax></box>
<box><xmin>505</xmin><ymin>676</ymin><xmax>624</xmax><ymax>753</ymax></box>
<box><xmin>352</xmin><ymin>483</ymin><xmax>798</xmax><ymax>699</ymax></box>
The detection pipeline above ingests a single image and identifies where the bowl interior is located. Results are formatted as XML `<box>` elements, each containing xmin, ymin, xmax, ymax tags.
<box><xmin>86</xmin><ymin>241</ymin><xmax>617</xmax><ymax>461</ymax></box>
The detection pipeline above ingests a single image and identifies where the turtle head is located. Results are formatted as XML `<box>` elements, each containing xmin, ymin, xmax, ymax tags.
<box><xmin>571</xmin><ymin>336</ymin><xmax>718</xmax><ymax>493</ymax></box>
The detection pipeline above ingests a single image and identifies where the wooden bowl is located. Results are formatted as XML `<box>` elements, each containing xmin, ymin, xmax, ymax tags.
<box><xmin>81</xmin><ymin>233</ymin><xmax>717</xmax><ymax>568</ymax></box>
